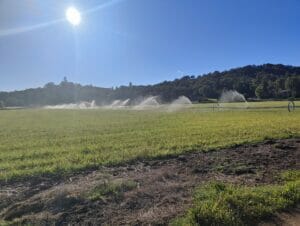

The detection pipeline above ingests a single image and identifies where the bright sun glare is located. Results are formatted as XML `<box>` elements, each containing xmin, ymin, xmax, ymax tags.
<box><xmin>66</xmin><ymin>7</ymin><xmax>81</xmax><ymax>26</ymax></box>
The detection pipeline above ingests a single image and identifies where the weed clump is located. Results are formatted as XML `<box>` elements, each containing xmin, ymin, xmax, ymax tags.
<box><xmin>87</xmin><ymin>179</ymin><xmax>137</xmax><ymax>201</ymax></box>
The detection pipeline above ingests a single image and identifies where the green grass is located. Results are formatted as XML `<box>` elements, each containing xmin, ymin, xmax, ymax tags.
<box><xmin>172</xmin><ymin>171</ymin><xmax>300</xmax><ymax>226</ymax></box>
<box><xmin>0</xmin><ymin>101</ymin><xmax>299</xmax><ymax>181</ymax></box>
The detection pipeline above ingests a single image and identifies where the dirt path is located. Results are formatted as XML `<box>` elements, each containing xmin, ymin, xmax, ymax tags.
<box><xmin>0</xmin><ymin>139</ymin><xmax>300</xmax><ymax>225</ymax></box>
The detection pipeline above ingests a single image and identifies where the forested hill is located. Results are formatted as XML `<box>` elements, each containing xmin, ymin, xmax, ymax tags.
<box><xmin>0</xmin><ymin>64</ymin><xmax>300</xmax><ymax>107</ymax></box>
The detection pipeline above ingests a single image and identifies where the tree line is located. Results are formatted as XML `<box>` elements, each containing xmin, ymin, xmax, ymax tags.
<box><xmin>0</xmin><ymin>64</ymin><xmax>299</xmax><ymax>107</ymax></box>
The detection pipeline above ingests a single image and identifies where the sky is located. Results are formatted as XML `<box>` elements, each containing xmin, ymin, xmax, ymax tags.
<box><xmin>0</xmin><ymin>0</ymin><xmax>300</xmax><ymax>91</ymax></box>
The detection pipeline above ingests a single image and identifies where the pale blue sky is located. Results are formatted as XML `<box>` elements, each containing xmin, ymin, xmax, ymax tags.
<box><xmin>0</xmin><ymin>0</ymin><xmax>299</xmax><ymax>91</ymax></box>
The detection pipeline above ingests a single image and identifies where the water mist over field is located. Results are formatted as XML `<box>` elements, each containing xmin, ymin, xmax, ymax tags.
<box><xmin>218</xmin><ymin>90</ymin><xmax>248</xmax><ymax>108</ymax></box>
<box><xmin>133</xmin><ymin>96</ymin><xmax>160</xmax><ymax>110</ymax></box>
<box><xmin>44</xmin><ymin>100</ymin><xmax>97</xmax><ymax>109</ymax></box>
<box><xmin>110</xmin><ymin>100</ymin><xmax>122</xmax><ymax>107</ymax></box>
<box><xmin>168</xmin><ymin>96</ymin><xmax>192</xmax><ymax>111</ymax></box>
<box><xmin>43</xmin><ymin>96</ymin><xmax>193</xmax><ymax>111</ymax></box>
<box><xmin>105</xmin><ymin>99</ymin><xmax>131</xmax><ymax>109</ymax></box>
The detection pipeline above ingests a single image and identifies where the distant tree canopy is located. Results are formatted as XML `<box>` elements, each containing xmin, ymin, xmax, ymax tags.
<box><xmin>0</xmin><ymin>100</ymin><xmax>4</xmax><ymax>109</ymax></box>
<box><xmin>0</xmin><ymin>64</ymin><xmax>299</xmax><ymax>107</ymax></box>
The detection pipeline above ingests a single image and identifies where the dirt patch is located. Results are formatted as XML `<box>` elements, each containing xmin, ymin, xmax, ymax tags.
<box><xmin>259</xmin><ymin>207</ymin><xmax>300</xmax><ymax>226</ymax></box>
<box><xmin>0</xmin><ymin>139</ymin><xmax>299</xmax><ymax>225</ymax></box>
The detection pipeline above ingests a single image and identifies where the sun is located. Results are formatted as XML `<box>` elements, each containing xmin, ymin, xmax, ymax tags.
<box><xmin>66</xmin><ymin>7</ymin><xmax>81</xmax><ymax>26</ymax></box>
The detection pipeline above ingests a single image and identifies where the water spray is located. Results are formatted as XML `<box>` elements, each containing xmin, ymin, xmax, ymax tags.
<box><xmin>288</xmin><ymin>100</ymin><xmax>296</xmax><ymax>112</ymax></box>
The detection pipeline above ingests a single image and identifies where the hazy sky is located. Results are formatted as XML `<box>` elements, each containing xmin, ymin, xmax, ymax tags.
<box><xmin>0</xmin><ymin>0</ymin><xmax>299</xmax><ymax>91</ymax></box>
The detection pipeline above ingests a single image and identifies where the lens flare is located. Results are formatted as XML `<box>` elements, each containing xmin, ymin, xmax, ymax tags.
<box><xmin>66</xmin><ymin>7</ymin><xmax>81</xmax><ymax>26</ymax></box>
<box><xmin>0</xmin><ymin>0</ymin><xmax>126</xmax><ymax>37</ymax></box>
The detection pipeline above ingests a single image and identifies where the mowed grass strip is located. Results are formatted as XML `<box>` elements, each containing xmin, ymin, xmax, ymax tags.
<box><xmin>0</xmin><ymin>101</ymin><xmax>299</xmax><ymax>181</ymax></box>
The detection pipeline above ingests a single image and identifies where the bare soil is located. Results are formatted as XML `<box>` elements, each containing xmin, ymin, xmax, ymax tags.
<box><xmin>259</xmin><ymin>208</ymin><xmax>300</xmax><ymax>226</ymax></box>
<box><xmin>0</xmin><ymin>138</ymin><xmax>300</xmax><ymax>225</ymax></box>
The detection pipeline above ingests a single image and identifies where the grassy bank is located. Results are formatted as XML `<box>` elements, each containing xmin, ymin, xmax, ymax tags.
<box><xmin>172</xmin><ymin>171</ymin><xmax>300</xmax><ymax>226</ymax></box>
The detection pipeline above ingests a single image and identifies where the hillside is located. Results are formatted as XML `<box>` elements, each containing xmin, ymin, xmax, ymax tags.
<box><xmin>0</xmin><ymin>64</ymin><xmax>300</xmax><ymax>107</ymax></box>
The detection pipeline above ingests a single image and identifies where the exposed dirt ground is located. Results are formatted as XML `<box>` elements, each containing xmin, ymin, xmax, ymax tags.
<box><xmin>259</xmin><ymin>208</ymin><xmax>300</xmax><ymax>226</ymax></box>
<box><xmin>0</xmin><ymin>138</ymin><xmax>300</xmax><ymax>225</ymax></box>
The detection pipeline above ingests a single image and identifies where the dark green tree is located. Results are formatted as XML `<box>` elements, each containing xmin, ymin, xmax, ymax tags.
<box><xmin>0</xmin><ymin>64</ymin><xmax>300</xmax><ymax>107</ymax></box>
<box><xmin>255</xmin><ymin>85</ymin><xmax>264</xmax><ymax>99</ymax></box>
<box><xmin>0</xmin><ymin>100</ymin><xmax>4</xmax><ymax>109</ymax></box>
<box><xmin>285</xmin><ymin>76</ymin><xmax>300</xmax><ymax>97</ymax></box>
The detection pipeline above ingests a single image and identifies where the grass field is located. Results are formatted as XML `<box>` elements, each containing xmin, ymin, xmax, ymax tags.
<box><xmin>0</xmin><ymin>101</ymin><xmax>299</xmax><ymax>181</ymax></box>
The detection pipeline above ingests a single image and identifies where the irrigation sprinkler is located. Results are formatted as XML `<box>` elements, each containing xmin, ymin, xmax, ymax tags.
<box><xmin>288</xmin><ymin>100</ymin><xmax>295</xmax><ymax>112</ymax></box>
<box><xmin>212</xmin><ymin>102</ymin><xmax>220</xmax><ymax>111</ymax></box>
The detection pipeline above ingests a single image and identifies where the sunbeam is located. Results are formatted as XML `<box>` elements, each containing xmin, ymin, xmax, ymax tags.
<box><xmin>0</xmin><ymin>0</ymin><xmax>127</xmax><ymax>37</ymax></box>
<box><xmin>0</xmin><ymin>19</ymin><xmax>63</xmax><ymax>37</ymax></box>
<box><xmin>84</xmin><ymin>0</ymin><xmax>126</xmax><ymax>14</ymax></box>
